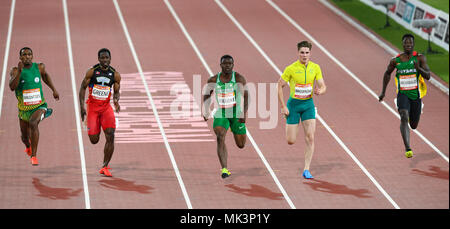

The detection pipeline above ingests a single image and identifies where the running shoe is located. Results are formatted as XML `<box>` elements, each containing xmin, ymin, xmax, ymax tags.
<box><xmin>221</xmin><ymin>168</ymin><xmax>231</xmax><ymax>179</ymax></box>
<box><xmin>44</xmin><ymin>108</ymin><xmax>53</xmax><ymax>119</ymax></box>
<box><xmin>405</xmin><ymin>150</ymin><xmax>413</xmax><ymax>158</ymax></box>
<box><xmin>302</xmin><ymin>170</ymin><xmax>314</xmax><ymax>179</ymax></box>
<box><xmin>99</xmin><ymin>166</ymin><xmax>112</xmax><ymax>177</ymax></box>
<box><xmin>25</xmin><ymin>146</ymin><xmax>32</xmax><ymax>157</ymax></box>
<box><xmin>31</xmin><ymin>156</ymin><xmax>39</xmax><ymax>166</ymax></box>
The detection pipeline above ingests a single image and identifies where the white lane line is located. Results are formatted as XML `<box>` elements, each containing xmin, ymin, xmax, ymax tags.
<box><xmin>164</xmin><ymin>0</ymin><xmax>296</xmax><ymax>209</ymax></box>
<box><xmin>62</xmin><ymin>0</ymin><xmax>91</xmax><ymax>209</ymax></box>
<box><xmin>0</xmin><ymin>0</ymin><xmax>16</xmax><ymax>118</ymax></box>
<box><xmin>215</xmin><ymin>0</ymin><xmax>400</xmax><ymax>209</ymax></box>
<box><xmin>267</xmin><ymin>0</ymin><xmax>448</xmax><ymax>163</ymax></box>
<box><xmin>319</xmin><ymin>0</ymin><xmax>448</xmax><ymax>96</ymax></box>
<box><xmin>112</xmin><ymin>0</ymin><xmax>193</xmax><ymax>209</ymax></box>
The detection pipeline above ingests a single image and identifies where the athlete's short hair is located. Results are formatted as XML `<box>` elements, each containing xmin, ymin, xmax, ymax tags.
<box><xmin>98</xmin><ymin>48</ymin><xmax>111</xmax><ymax>58</ymax></box>
<box><xmin>402</xmin><ymin>34</ymin><xmax>415</xmax><ymax>42</ymax></box>
<box><xmin>297</xmin><ymin>41</ymin><xmax>312</xmax><ymax>51</ymax></box>
<box><xmin>220</xmin><ymin>54</ymin><xmax>234</xmax><ymax>63</ymax></box>
<box><xmin>20</xmin><ymin>47</ymin><xmax>32</xmax><ymax>56</ymax></box>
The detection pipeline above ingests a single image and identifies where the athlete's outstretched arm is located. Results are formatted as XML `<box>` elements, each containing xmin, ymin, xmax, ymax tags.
<box><xmin>379</xmin><ymin>58</ymin><xmax>396</xmax><ymax>102</ymax></box>
<box><xmin>202</xmin><ymin>75</ymin><xmax>217</xmax><ymax>121</ymax></box>
<box><xmin>277</xmin><ymin>77</ymin><xmax>289</xmax><ymax>117</ymax></box>
<box><xmin>416</xmin><ymin>54</ymin><xmax>431</xmax><ymax>80</ymax></box>
<box><xmin>79</xmin><ymin>69</ymin><xmax>94</xmax><ymax>121</ymax></box>
<box><xmin>39</xmin><ymin>63</ymin><xmax>59</xmax><ymax>100</ymax></box>
<box><xmin>113</xmin><ymin>71</ymin><xmax>121</xmax><ymax>113</ymax></box>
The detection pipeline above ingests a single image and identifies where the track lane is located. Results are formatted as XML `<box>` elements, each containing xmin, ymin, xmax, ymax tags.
<box><xmin>275</xmin><ymin>0</ymin><xmax>449</xmax><ymax>157</ymax></box>
<box><xmin>169</xmin><ymin>0</ymin><xmax>397</xmax><ymax>208</ymax></box>
<box><xmin>66</xmin><ymin>0</ymin><xmax>186</xmax><ymax>208</ymax></box>
<box><xmin>219</xmin><ymin>0</ymin><xmax>448</xmax><ymax>208</ymax></box>
<box><xmin>0</xmin><ymin>0</ymin><xmax>85</xmax><ymax>208</ymax></box>
<box><xmin>117</xmin><ymin>0</ymin><xmax>292</xmax><ymax>208</ymax></box>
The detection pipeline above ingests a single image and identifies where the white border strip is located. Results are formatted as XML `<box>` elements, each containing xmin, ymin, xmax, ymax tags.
<box><xmin>216</xmin><ymin>0</ymin><xmax>400</xmax><ymax>208</ymax></box>
<box><xmin>112</xmin><ymin>0</ymin><xmax>192</xmax><ymax>209</ymax></box>
<box><xmin>0</xmin><ymin>0</ymin><xmax>16</xmax><ymax>118</ymax></box>
<box><xmin>319</xmin><ymin>0</ymin><xmax>448</xmax><ymax>96</ymax></box>
<box><xmin>267</xmin><ymin>0</ymin><xmax>448</xmax><ymax>163</ymax></box>
<box><xmin>164</xmin><ymin>0</ymin><xmax>296</xmax><ymax>209</ymax></box>
<box><xmin>62</xmin><ymin>0</ymin><xmax>91</xmax><ymax>209</ymax></box>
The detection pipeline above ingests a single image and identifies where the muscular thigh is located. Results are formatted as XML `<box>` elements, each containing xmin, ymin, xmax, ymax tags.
<box><xmin>301</xmin><ymin>119</ymin><xmax>316</xmax><ymax>136</ymax></box>
<box><xmin>100</xmin><ymin>105</ymin><xmax>116</xmax><ymax>131</ymax></box>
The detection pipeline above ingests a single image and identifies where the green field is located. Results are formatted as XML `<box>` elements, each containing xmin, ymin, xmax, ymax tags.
<box><xmin>331</xmin><ymin>0</ymin><xmax>449</xmax><ymax>83</ymax></box>
<box><xmin>419</xmin><ymin>0</ymin><xmax>449</xmax><ymax>13</ymax></box>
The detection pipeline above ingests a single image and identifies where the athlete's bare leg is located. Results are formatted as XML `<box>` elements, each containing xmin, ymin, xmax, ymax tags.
<box><xmin>28</xmin><ymin>109</ymin><xmax>46</xmax><ymax>157</ymax></box>
<box><xmin>286</xmin><ymin>123</ymin><xmax>301</xmax><ymax>145</ymax></box>
<box><xmin>103</xmin><ymin>128</ymin><xmax>115</xmax><ymax>168</ymax></box>
<box><xmin>399</xmin><ymin>109</ymin><xmax>411</xmax><ymax>150</ymax></box>
<box><xmin>233</xmin><ymin>133</ymin><xmax>246</xmax><ymax>149</ymax></box>
<box><xmin>301</xmin><ymin>119</ymin><xmax>316</xmax><ymax>171</ymax></box>
<box><xmin>19</xmin><ymin>119</ymin><xmax>30</xmax><ymax>148</ymax></box>
<box><xmin>88</xmin><ymin>134</ymin><xmax>100</xmax><ymax>144</ymax></box>
<box><xmin>214</xmin><ymin>126</ymin><xmax>228</xmax><ymax>169</ymax></box>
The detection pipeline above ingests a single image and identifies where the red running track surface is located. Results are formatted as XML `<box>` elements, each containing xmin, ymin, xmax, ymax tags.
<box><xmin>0</xmin><ymin>0</ymin><xmax>447</xmax><ymax>209</ymax></box>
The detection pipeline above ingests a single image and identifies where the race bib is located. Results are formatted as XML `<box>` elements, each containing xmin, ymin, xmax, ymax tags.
<box><xmin>23</xmin><ymin>88</ymin><xmax>42</xmax><ymax>105</ymax></box>
<box><xmin>294</xmin><ymin>83</ymin><xmax>312</xmax><ymax>99</ymax></box>
<box><xmin>217</xmin><ymin>92</ymin><xmax>236</xmax><ymax>108</ymax></box>
<box><xmin>399</xmin><ymin>75</ymin><xmax>418</xmax><ymax>91</ymax></box>
<box><xmin>92</xmin><ymin>84</ymin><xmax>111</xmax><ymax>100</ymax></box>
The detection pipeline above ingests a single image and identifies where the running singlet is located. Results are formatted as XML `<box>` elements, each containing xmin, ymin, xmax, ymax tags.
<box><xmin>88</xmin><ymin>64</ymin><xmax>115</xmax><ymax>105</ymax></box>
<box><xmin>281</xmin><ymin>60</ymin><xmax>323</xmax><ymax>100</ymax></box>
<box><xmin>214</xmin><ymin>71</ymin><xmax>241</xmax><ymax>118</ymax></box>
<box><xmin>394</xmin><ymin>51</ymin><xmax>426</xmax><ymax>100</ymax></box>
<box><xmin>15</xmin><ymin>63</ymin><xmax>46</xmax><ymax>111</ymax></box>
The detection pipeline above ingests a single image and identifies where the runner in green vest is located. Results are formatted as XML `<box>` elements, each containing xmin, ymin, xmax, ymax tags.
<box><xmin>9</xmin><ymin>47</ymin><xmax>59</xmax><ymax>165</ymax></box>
<box><xmin>203</xmin><ymin>55</ymin><xmax>248</xmax><ymax>179</ymax></box>
<box><xmin>379</xmin><ymin>34</ymin><xmax>431</xmax><ymax>158</ymax></box>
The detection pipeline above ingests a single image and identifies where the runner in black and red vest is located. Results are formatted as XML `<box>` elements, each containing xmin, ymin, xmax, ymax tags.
<box><xmin>379</xmin><ymin>34</ymin><xmax>431</xmax><ymax>159</ymax></box>
<box><xmin>79</xmin><ymin>48</ymin><xmax>121</xmax><ymax>177</ymax></box>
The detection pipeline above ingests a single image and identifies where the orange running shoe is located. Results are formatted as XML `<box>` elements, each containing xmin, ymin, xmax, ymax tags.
<box><xmin>24</xmin><ymin>147</ymin><xmax>32</xmax><ymax>157</ymax></box>
<box><xmin>31</xmin><ymin>157</ymin><xmax>39</xmax><ymax>166</ymax></box>
<box><xmin>99</xmin><ymin>166</ymin><xmax>112</xmax><ymax>177</ymax></box>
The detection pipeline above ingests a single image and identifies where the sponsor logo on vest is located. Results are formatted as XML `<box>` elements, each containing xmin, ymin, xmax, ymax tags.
<box><xmin>397</xmin><ymin>69</ymin><xmax>417</xmax><ymax>74</ymax></box>
<box><xmin>96</xmin><ymin>76</ymin><xmax>111</xmax><ymax>86</ymax></box>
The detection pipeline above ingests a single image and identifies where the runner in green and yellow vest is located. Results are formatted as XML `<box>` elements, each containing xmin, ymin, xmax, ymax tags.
<box><xmin>379</xmin><ymin>34</ymin><xmax>431</xmax><ymax>159</ymax></box>
<box><xmin>203</xmin><ymin>55</ymin><xmax>248</xmax><ymax>179</ymax></box>
<box><xmin>9</xmin><ymin>47</ymin><xmax>59</xmax><ymax>166</ymax></box>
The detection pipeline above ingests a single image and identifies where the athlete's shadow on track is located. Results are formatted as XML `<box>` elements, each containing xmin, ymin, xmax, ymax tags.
<box><xmin>32</xmin><ymin>178</ymin><xmax>82</xmax><ymax>200</ymax></box>
<box><xmin>303</xmin><ymin>179</ymin><xmax>372</xmax><ymax>198</ymax></box>
<box><xmin>98</xmin><ymin>177</ymin><xmax>154</xmax><ymax>194</ymax></box>
<box><xmin>412</xmin><ymin>166</ymin><xmax>449</xmax><ymax>180</ymax></box>
<box><xmin>224</xmin><ymin>184</ymin><xmax>284</xmax><ymax>200</ymax></box>
<box><xmin>408</xmin><ymin>151</ymin><xmax>440</xmax><ymax>168</ymax></box>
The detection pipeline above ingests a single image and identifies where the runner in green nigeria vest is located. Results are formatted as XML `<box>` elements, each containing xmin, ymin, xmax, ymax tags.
<box><xmin>15</xmin><ymin>62</ymin><xmax>46</xmax><ymax>112</ymax></box>
<box><xmin>214</xmin><ymin>71</ymin><xmax>242</xmax><ymax>119</ymax></box>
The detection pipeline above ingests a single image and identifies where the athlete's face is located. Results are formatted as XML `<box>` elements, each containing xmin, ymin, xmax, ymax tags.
<box><xmin>98</xmin><ymin>52</ymin><xmax>111</xmax><ymax>69</ymax></box>
<box><xmin>298</xmin><ymin>47</ymin><xmax>311</xmax><ymax>65</ymax></box>
<box><xmin>20</xmin><ymin>49</ymin><xmax>33</xmax><ymax>66</ymax></box>
<box><xmin>220</xmin><ymin>58</ymin><xmax>234</xmax><ymax>74</ymax></box>
<box><xmin>402</xmin><ymin>37</ymin><xmax>414</xmax><ymax>54</ymax></box>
